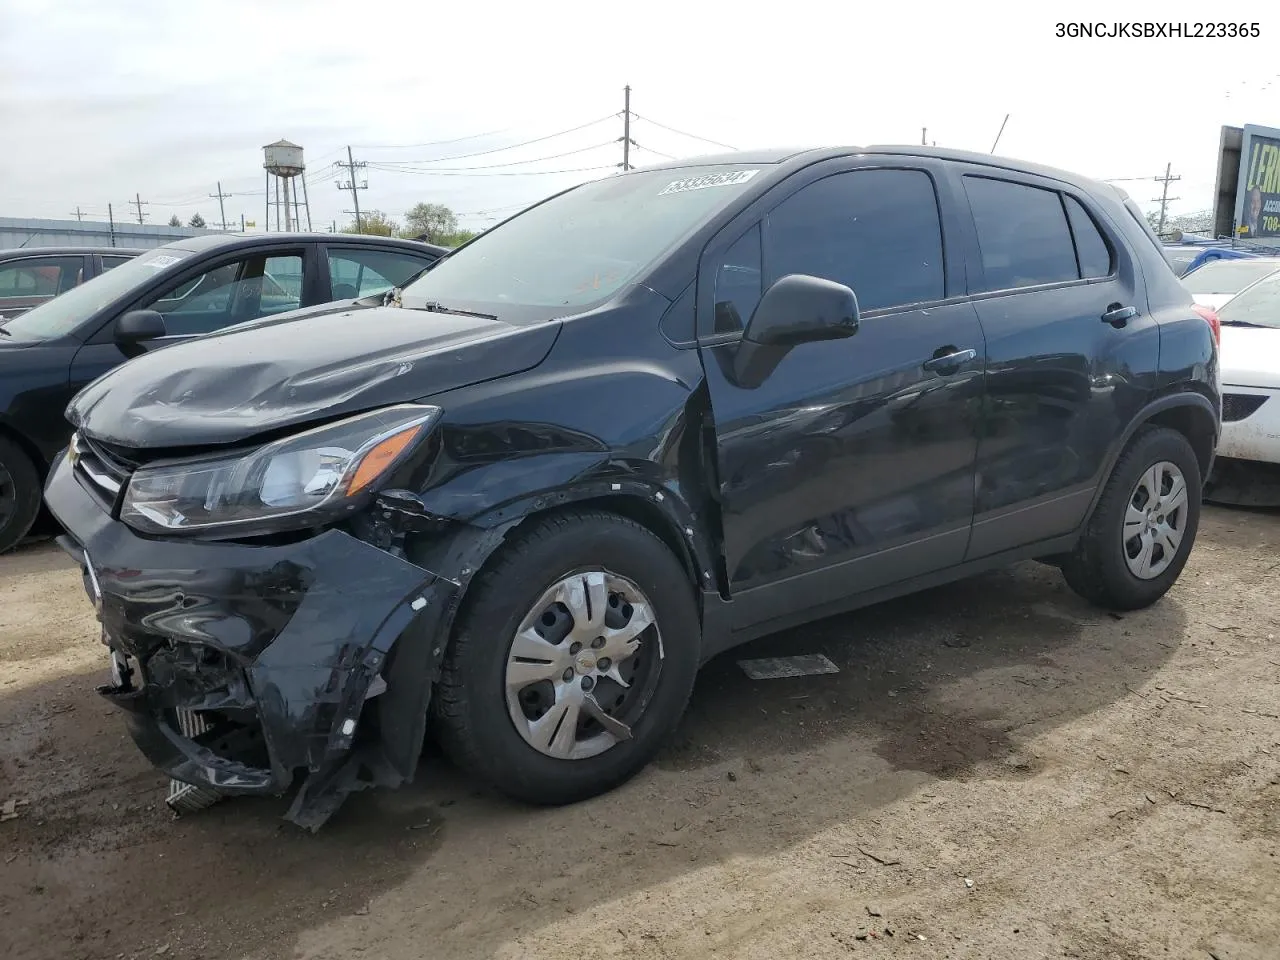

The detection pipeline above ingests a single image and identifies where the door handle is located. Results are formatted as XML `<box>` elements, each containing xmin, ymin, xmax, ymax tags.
<box><xmin>922</xmin><ymin>347</ymin><xmax>977</xmax><ymax>374</ymax></box>
<box><xmin>1101</xmin><ymin>304</ymin><xmax>1137</xmax><ymax>327</ymax></box>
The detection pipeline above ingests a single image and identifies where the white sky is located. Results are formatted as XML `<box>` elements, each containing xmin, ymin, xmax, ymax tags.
<box><xmin>0</xmin><ymin>0</ymin><xmax>1275</xmax><ymax>232</ymax></box>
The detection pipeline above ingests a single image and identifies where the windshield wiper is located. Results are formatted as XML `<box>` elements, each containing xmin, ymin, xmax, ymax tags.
<box><xmin>1219</xmin><ymin>318</ymin><xmax>1267</xmax><ymax>327</ymax></box>
<box><xmin>417</xmin><ymin>301</ymin><xmax>499</xmax><ymax>322</ymax></box>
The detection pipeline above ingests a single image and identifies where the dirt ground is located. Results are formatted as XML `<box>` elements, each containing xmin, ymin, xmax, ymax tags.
<box><xmin>1</xmin><ymin>507</ymin><xmax>1278</xmax><ymax>960</ymax></box>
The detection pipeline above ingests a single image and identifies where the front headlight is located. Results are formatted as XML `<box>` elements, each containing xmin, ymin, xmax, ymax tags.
<box><xmin>120</xmin><ymin>404</ymin><xmax>441</xmax><ymax>535</ymax></box>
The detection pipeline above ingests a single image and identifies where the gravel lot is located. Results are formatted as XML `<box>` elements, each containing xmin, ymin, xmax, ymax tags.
<box><xmin>1</xmin><ymin>506</ymin><xmax>1278</xmax><ymax>960</ymax></box>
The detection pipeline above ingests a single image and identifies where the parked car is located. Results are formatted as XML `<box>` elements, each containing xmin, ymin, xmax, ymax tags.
<box><xmin>44</xmin><ymin>147</ymin><xmax>1220</xmax><ymax>829</ymax></box>
<box><xmin>0</xmin><ymin>232</ymin><xmax>446</xmax><ymax>551</ymax></box>
<box><xmin>1181</xmin><ymin>256</ymin><xmax>1280</xmax><ymax>310</ymax></box>
<box><xmin>1202</xmin><ymin>269</ymin><xmax>1280</xmax><ymax>506</ymax></box>
<box><xmin>0</xmin><ymin>246</ymin><xmax>143</xmax><ymax>320</ymax></box>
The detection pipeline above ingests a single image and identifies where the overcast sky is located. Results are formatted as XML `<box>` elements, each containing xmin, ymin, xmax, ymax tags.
<box><xmin>0</xmin><ymin>1</ymin><xmax>1275</xmax><ymax>232</ymax></box>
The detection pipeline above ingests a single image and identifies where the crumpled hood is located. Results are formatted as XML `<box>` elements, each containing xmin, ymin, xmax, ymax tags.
<box><xmin>69</xmin><ymin>305</ymin><xmax>560</xmax><ymax>449</ymax></box>
<box><xmin>1219</xmin><ymin>325</ymin><xmax>1280</xmax><ymax>390</ymax></box>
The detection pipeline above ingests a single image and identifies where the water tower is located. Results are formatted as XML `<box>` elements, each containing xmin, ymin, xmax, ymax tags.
<box><xmin>263</xmin><ymin>139</ymin><xmax>312</xmax><ymax>231</ymax></box>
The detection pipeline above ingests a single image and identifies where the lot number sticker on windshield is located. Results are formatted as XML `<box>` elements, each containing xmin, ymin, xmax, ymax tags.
<box><xmin>659</xmin><ymin>170</ymin><xmax>759</xmax><ymax>196</ymax></box>
<box><xmin>142</xmin><ymin>255</ymin><xmax>184</xmax><ymax>269</ymax></box>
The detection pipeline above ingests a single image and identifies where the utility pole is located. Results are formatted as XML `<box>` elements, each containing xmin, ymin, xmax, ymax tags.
<box><xmin>922</xmin><ymin>127</ymin><xmax>927</xmax><ymax>146</ymax></box>
<box><xmin>107</xmin><ymin>203</ymin><xmax>117</xmax><ymax>247</ymax></box>
<box><xmin>240</xmin><ymin>213</ymin><xmax>246</xmax><ymax>232</ymax></box>
<box><xmin>1152</xmin><ymin>162</ymin><xmax>1181</xmax><ymax>236</ymax></box>
<box><xmin>69</xmin><ymin>206</ymin><xmax>84</xmax><ymax>221</ymax></box>
<box><xmin>335</xmin><ymin>146</ymin><xmax>367</xmax><ymax>231</ymax></box>
<box><xmin>210</xmin><ymin>181</ymin><xmax>232</xmax><ymax>231</ymax></box>
<box><xmin>619</xmin><ymin>85</ymin><xmax>636</xmax><ymax>171</ymax></box>
<box><xmin>130</xmin><ymin>193</ymin><xmax>148</xmax><ymax>225</ymax></box>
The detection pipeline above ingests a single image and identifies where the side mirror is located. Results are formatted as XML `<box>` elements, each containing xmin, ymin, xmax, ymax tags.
<box><xmin>732</xmin><ymin>274</ymin><xmax>859</xmax><ymax>388</ymax></box>
<box><xmin>115</xmin><ymin>309</ymin><xmax>167</xmax><ymax>344</ymax></box>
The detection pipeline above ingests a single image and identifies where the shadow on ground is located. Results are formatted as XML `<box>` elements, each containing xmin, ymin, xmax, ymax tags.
<box><xmin>0</xmin><ymin>555</ymin><xmax>1186</xmax><ymax>960</ymax></box>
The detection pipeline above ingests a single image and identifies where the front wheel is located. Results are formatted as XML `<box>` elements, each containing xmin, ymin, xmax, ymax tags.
<box><xmin>1060</xmin><ymin>426</ymin><xmax>1202</xmax><ymax>611</ymax></box>
<box><xmin>431</xmin><ymin>510</ymin><xmax>700</xmax><ymax>805</ymax></box>
<box><xmin>0</xmin><ymin>438</ymin><xmax>41</xmax><ymax>554</ymax></box>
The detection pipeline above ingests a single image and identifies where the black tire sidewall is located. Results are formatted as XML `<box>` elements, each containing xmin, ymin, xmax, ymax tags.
<box><xmin>450</xmin><ymin>515</ymin><xmax>699</xmax><ymax>803</ymax></box>
<box><xmin>1092</xmin><ymin>429</ymin><xmax>1202</xmax><ymax>607</ymax></box>
<box><xmin>0</xmin><ymin>439</ymin><xmax>40</xmax><ymax>554</ymax></box>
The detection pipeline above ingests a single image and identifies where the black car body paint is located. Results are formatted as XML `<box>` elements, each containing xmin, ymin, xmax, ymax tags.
<box><xmin>43</xmin><ymin>147</ymin><xmax>1220</xmax><ymax>828</ymax></box>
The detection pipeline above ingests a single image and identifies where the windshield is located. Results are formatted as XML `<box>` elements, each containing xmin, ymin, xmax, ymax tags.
<box><xmin>400</xmin><ymin>164</ymin><xmax>765</xmax><ymax>316</ymax></box>
<box><xmin>1217</xmin><ymin>271</ymin><xmax>1280</xmax><ymax>328</ymax></box>
<box><xmin>1183</xmin><ymin>259</ymin><xmax>1280</xmax><ymax>295</ymax></box>
<box><xmin>0</xmin><ymin>247</ymin><xmax>192</xmax><ymax>340</ymax></box>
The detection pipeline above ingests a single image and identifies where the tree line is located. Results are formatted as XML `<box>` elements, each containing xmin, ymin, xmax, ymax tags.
<box><xmin>163</xmin><ymin>203</ymin><xmax>478</xmax><ymax>246</ymax></box>
<box><xmin>343</xmin><ymin>203</ymin><xmax>478</xmax><ymax>246</ymax></box>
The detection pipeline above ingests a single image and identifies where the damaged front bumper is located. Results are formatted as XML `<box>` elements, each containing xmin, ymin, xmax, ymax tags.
<box><xmin>44</xmin><ymin>456</ymin><xmax>462</xmax><ymax>830</ymax></box>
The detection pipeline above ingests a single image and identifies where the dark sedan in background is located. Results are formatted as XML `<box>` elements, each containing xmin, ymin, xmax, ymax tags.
<box><xmin>0</xmin><ymin>231</ymin><xmax>447</xmax><ymax>551</ymax></box>
<box><xmin>0</xmin><ymin>246</ymin><xmax>144</xmax><ymax>320</ymax></box>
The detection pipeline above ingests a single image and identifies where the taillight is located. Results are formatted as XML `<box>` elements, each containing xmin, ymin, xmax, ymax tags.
<box><xmin>1192</xmin><ymin>303</ymin><xmax>1220</xmax><ymax>346</ymax></box>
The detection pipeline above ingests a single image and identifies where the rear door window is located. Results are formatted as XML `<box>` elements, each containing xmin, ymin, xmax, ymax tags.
<box><xmin>964</xmin><ymin>177</ymin><xmax>1078</xmax><ymax>291</ymax></box>
<box><xmin>1063</xmin><ymin>196</ymin><xmax>1113</xmax><ymax>278</ymax></box>
<box><xmin>0</xmin><ymin>255</ymin><xmax>84</xmax><ymax>303</ymax></box>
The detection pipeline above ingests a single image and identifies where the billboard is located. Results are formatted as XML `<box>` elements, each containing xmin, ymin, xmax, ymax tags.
<box><xmin>1214</xmin><ymin>124</ymin><xmax>1280</xmax><ymax>243</ymax></box>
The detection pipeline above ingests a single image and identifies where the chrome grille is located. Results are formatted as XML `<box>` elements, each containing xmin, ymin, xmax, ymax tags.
<box><xmin>70</xmin><ymin>433</ymin><xmax>134</xmax><ymax>504</ymax></box>
<box><xmin>1222</xmin><ymin>393</ymin><xmax>1269</xmax><ymax>423</ymax></box>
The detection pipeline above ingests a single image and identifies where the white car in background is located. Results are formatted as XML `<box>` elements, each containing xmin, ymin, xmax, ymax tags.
<box><xmin>1182</xmin><ymin>257</ymin><xmax>1280</xmax><ymax>311</ymax></box>
<box><xmin>1203</xmin><ymin>269</ymin><xmax>1280</xmax><ymax>506</ymax></box>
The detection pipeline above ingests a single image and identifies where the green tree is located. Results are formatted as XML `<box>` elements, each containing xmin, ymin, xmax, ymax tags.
<box><xmin>342</xmin><ymin>209</ymin><xmax>398</xmax><ymax>236</ymax></box>
<box><xmin>188</xmin><ymin>212</ymin><xmax>206</xmax><ymax>228</ymax></box>
<box><xmin>167</xmin><ymin>214</ymin><xmax>182</xmax><ymax>227</ymax></box>
<box><xmin>404</xmin><ymin>202</ymin><xmax>458</xmax><ymax>242</ymax></box>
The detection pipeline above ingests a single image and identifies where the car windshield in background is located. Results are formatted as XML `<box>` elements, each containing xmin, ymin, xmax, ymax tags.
<box><xmin>0</xmin><ymin>248</ymin><xmax>191</xmax><ymax>340</ymax></box>
<box><xmin>1182</xmin><ymin>259</ymin><xmax>1280</xmax><ymax>295</ymax></box>
<box><xmin>400</xmin><ymin>165</ymin><xmax>764</xmax><ymax>315</ymax></box>
<box><xmin>1216</xmin><ymin>271</ymin><xmax>1280</xmax><ymax>328</ymax></box>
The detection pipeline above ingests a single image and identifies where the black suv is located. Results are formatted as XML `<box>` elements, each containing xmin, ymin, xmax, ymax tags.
<box><xmin>0</xmin><ymin>232</ymin><xmax>446</xmax><ymax>551</ymax></box>
<box><xmin>44</xmin><ymin>147</ymin><xmax>1220</xmax><ymax>829</ymax></box>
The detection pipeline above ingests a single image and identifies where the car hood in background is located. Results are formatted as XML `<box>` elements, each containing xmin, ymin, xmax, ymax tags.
<box><xmin>1220</xmin><ymin>325</ymin><xmax>1280</xmax><ymax>390</ymax></box>
<box><xmin>1191</xmin><ymin>293</ymin><xmax>1237</xmax><ymax>310</ymax></box>
<box><xmin>69</xmin><ymin>305</ymin><xmax>560</xmax><ymax>449</ymax></box>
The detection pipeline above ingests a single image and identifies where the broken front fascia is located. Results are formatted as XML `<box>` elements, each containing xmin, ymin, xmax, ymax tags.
<box><xmin>44</xmin><ymin>458</ymin><xmax>500</xmax><ymax>830</ymax></box>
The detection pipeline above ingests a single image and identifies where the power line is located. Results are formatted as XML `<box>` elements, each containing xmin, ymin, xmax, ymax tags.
<box><xmin>372</xmin><ymin>142</ymin><xmax>616</xmax><ymax>172</ymax></box>
<box><xmin>630</xmin><ymin>113</ymin><xmax>737</xmax><ymax>151</ymax></box>
<box><xmin>373</xmin><ymin>114</ymin><xmax>618</xmax><ymax>165</ymax></box>
<box><xmin>633</xmin><ymin>143</ymin><xmax>677</xmax><ymax>161</ymax></box>
<box><xmin>365</xmin><ymin>163</ymin><xmax>615</xmax><ymax>178</ymax></box>
<box><xmin>354</xmin><ymin>129</ymin><xmax>509</xmax><ymax>150</ymax></box>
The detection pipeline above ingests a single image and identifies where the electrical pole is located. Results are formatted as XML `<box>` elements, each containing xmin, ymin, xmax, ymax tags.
<box><xmin>69</xmin><ymin>206</ymin><xmax>84</xmax><ymax>221</ymax></box>
<box><xmin>130</xmin><ymin>193</ymin><xmax>148</xmax><ymax>225</ymax></box>
<box><xmin>335</xmin><ymin>146</ymin><xmax>367</xmax><ymax>231</ymax></box>
<box><xmin>210</xmin><ymin>181</ymin><xmax>231</xmax><ymax>231</ymax></box>
<box><xmin>240</xmin><ymin>213</ymin><xmax>246</xmax><ymax>232</ymax></box>
<box><xmin>922</xmin><ymin>127</ymin><xmax>927</xmax><ymax>146</ymax></box>
<box><xmin>1152</xmin><ymin>162</ymin><xmax>1181</xmax><ymax>236</ymax></box>
<box><xmin>107</xmin><ymin>203</ymin><xmax>117</xmax><ymax>247</ymax></box>
<box><xmin>619</xmin><ymin>85</ymin><xmax>636</xmax><ymax>171</ymax></box>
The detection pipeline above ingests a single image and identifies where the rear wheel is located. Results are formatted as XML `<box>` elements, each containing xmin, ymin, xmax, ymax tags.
<box><xmin>0</xmin><ymin>438</ymin><xmax>40</xmax><ymax>554</ymax></box>
<box><xmin>432</xmin><ymin>510</ymin><xmax>700</xmax><ymax>804</ymax></box>
<box><xmin>1060</xmin><ymin>426</ymin><xmax>1201</xmax><ymax>610</ymax></box>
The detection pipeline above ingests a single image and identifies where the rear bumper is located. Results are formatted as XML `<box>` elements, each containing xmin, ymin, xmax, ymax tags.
<box><xmin>45</xmin><ymin>453</ymin><xmax>458</xmax><ymax>829</ymax></box>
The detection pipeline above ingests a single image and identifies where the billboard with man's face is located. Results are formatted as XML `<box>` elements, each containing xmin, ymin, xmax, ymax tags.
<box><xmin>1234</xmin><ymin>124</ymin><xmax>1280</xmax><ymax>240</ymax></box>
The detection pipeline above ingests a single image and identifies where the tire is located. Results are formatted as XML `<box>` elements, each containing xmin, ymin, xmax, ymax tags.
<box><xmin>1060</xmin><ymin>426</ymin><xmax>1202</xmax><ymax>611</ymax></box>
<box><xmin>431</xmin><ymin>509</ymin><xmax>700</xmax><ymax>805</ymax></box>
<box><xmin>0</xmin><ymin>438</ymin><xmax>41</xmax><ymax>554</ymax></box>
